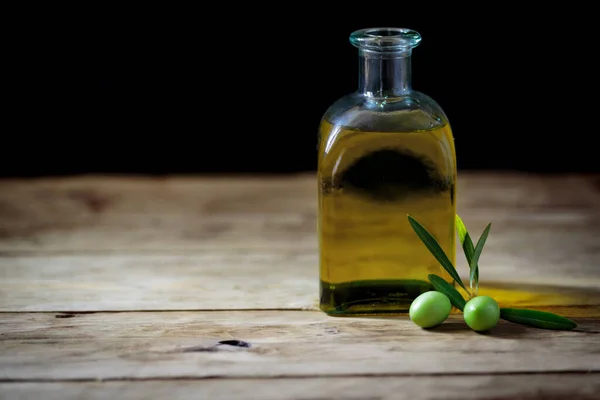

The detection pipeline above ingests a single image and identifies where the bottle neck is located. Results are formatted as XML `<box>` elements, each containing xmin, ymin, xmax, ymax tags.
<box><xmin>358</xmin><ymin>49</ymin><xmax>412</xmax><ymax>98</ymax></box>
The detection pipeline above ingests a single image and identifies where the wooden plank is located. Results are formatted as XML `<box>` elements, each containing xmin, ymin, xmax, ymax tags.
<box><xmin>1</xmin><ymin>172</ymin><xmax>598</xmax><ymax>254</ymax></box>
<box><xmin>1</xmin><ymin>173</ymin><xmax>600</xmax><ymax>312</ymax></box>
<box><xmin>2</xmin><ymin>250</ymin><xmax>600</xmax><ymax>313</ymax></box>
<box><xmin>1</xmin><ymin>311</ymin><xmax>599</xmax><ymax>381</ymax></box>
<box><xmin>0</xmin><ymin>252</ymin><xmax>319</xmax><ymax>312</ymax></box>
<box><xmin>0</xmin><ymin>174</ymin><xmax>318</xmax><ymax>253</ymax></box>
<box><xmin>1</xmin><ymin>374</ymin><xmax>599</xmax><ymax>400</ymax></box>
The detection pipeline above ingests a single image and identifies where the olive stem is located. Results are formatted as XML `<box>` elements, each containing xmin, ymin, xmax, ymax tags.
<box><xmin>455</xmin><ymin>280</ymin><xmax>472</xmax><ymax>299</ymax></box>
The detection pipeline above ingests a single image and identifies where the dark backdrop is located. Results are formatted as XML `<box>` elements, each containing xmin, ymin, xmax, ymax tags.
<box><xmin>4</xmin><ymin>5</ymin><xmax>598</xmax><ymax>177</ymax></box>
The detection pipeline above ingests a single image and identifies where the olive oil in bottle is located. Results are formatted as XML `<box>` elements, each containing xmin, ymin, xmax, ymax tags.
<box><xmin>317</xmin><ymin>28</ymin><xmax>457</xmax><ymax>315</ymax></box>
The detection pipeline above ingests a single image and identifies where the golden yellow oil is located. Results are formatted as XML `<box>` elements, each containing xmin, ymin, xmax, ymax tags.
<box><xmin>317</xmin><ymin>119</ymin><xmax>457</xmax><ymax>315</ymax></box>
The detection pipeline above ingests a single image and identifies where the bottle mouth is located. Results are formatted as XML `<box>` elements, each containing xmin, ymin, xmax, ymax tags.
<box><xmin>349</xmin><ymin>27</ymin><xmax>422</xmax><ymax>53</ymax></box>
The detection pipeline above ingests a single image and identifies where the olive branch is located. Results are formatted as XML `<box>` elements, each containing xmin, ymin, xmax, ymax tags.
<box><xmin>407</xmin><ymin>214</ymin><xmax>577</xmax><ymax>331</ymax></box>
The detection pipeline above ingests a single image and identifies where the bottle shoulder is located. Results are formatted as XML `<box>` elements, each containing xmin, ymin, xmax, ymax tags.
<box><xmin>321</xmin><ymin>91</ymin><xmax>450</xmax><ymax>133</ymax></box>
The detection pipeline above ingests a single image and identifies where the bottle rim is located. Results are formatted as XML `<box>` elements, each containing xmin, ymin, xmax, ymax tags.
<box><xmin>350</xmin><ymin>27</ymin><xmax>422</xmax><ymax>53</ymax></box>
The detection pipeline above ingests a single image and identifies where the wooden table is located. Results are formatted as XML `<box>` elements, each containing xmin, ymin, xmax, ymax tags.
<box><xmin>1</xmin><ymin>172</ymin><xmax>599</xmax><ymax>399</ymax></box>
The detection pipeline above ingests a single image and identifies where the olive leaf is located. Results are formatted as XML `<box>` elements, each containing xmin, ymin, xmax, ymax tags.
<box><xmin>455</xmin><ymin>214</ymin><xmax>469</xmax><ymax>245</ymax></box>
<box><xmin>407</xmin><ymin>215</ymin><xmax>467</xmax><ymax>292</ymax></box>
<box><xmin>500</xmin><ymin>308</ymin><xmax>577</xmax><ymax>330</ymax></box>
<box><xmin>469</xmin><ymin>222</ymin><xmax>491</xmax><ymax>291</ymax></box>
<box><xmin>455</xmin><ymin>215</ymin><xmax>478</xmax><ymax>292</ymax></box>
<box><xmin>428</xmin><ymin>274</ymin><xmax>466</xmax><ymax>311</ymax></box>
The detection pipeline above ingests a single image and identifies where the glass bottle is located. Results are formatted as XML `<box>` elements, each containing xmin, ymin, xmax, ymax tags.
<box><xmin>317</xmin><ymin>27</ymin><xmax>457</xmax><ymax>315</ymax></box>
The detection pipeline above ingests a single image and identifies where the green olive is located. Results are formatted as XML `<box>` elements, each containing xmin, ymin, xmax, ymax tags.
<box><xmin>409</xmin><ymin>291</ymin><xmax>452</xmax><ymax>328</ymax></box>
<box><xmin>463</xmin><ymin>295</ymin><xmax>500</xmax><ymax>332</ymax></box>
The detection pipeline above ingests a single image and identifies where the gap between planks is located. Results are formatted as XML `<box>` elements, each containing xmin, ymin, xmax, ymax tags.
<box><xmin>0</xmin><ymin>309</ymin><xmax>317</xmax><ymax>314</ymax></box>
<box><xmin>2</xmin><ymin>374</ymin><xmax>599</xmax><ymax>400</ymax></box>
<box><xmin>2</xmin><ymin>310</ymin><xmax>600</xmax><ymax>330</ymax></box>
<box><xmin>2</xmin><ymin>370</ymin><xmax>600</xmax><ymax>383</ymax></box>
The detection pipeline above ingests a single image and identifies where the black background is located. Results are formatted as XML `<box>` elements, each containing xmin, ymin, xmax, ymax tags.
<box><xmin>4</xmin><ymin>5</ymin><xmax>598</xmax><ymax>177</ymax></box>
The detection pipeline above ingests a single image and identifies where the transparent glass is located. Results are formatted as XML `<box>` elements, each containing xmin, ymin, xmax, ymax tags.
<box><xmin>317</xmin><ymin>28</ymin><xmax>457</xmax><ymax>315</ymax></box>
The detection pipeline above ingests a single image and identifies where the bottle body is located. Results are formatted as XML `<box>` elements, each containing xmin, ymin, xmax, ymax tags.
<box><xmin>317</xmin><ymin>28</ymin><xmax>457</xmax><ymax>315</ymax></box>
<box><xmin>318</xmin><ymin>90</ymin><xmax>457</xmax><ymax>315</ymax></box>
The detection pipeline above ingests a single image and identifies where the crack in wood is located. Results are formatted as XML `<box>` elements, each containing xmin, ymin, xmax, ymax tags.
<box><xmin>175</xmin><ymin>340</ymin><xmax>252</xmax><ymax>353</ymax></box>
<box><xmin>55</xmin><ymin>314</ymin><xmax>75</xmax><ymax>319</ymax></box>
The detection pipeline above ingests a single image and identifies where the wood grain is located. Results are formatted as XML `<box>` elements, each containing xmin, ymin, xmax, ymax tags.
<box><xmin>1</xmin><ymin>311</ymin><xmax>599</xmax><ymax>381</ymax></box>
<box><xmin>2</xmin><ymin>251</ymin><xmax>600</xmax><ymax>313</ymax></box>
<box><xmin>0</xmin><ymin>252</ymin><xmax>319</xmax><ymax>312</ymax></box>
<box><xmin>0</xmin><ymin>174</ymin><xmax>317</xmax><ymax>252</ymax></box>
<box><xmin>2</xmin><ymin>374</ymin><xmax>599</xmax><ymax>400</ymax></box>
